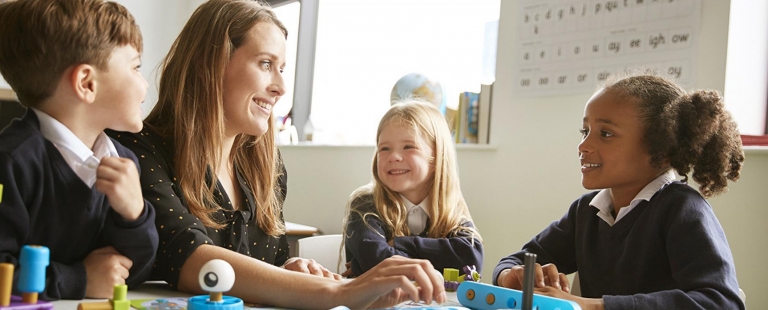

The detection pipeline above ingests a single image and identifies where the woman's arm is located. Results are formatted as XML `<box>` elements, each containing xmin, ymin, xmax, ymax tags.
<box><xmin>179</xmin><ymin>244</ymin><xmax>446</xmax><ymax>309</ymax></box>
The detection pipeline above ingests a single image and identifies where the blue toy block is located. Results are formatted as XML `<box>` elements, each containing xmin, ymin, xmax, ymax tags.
<box><xmin>0</xmin><ymin>246</ymin><xmax>52</xmax><ymax>310</ymax></box>
<box><xmin>18</xmin><ymin>246</ymin><xmax>49</xmax><ymax>296</ymax></box>
<box><xmin>188</xmin><ymin>295</ymin><xmax>243</xmax><ymax>310</ymax></box>
<box><xmin>456</xmin><ymin>282</ymin><xmax>581</xmax><ymax>310</ymax></box>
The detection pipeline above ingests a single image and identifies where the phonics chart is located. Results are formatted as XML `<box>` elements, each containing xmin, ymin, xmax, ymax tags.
<box><xmin>513</xmin><ymin>0</ymin><xmax>701</xmax><ymax>96</ymax></box>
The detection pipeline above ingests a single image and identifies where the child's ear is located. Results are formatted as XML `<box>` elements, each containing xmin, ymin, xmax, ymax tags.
<box><xmin>70</xmin><ymin>64</ymin><xmax>97</xmax><ymax>104</ymax></box>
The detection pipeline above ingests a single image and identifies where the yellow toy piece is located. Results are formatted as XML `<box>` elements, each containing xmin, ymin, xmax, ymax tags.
<box><xmin>443</xmin><ymin>268</ymin><xmax>459</xmax><ymax>282</ymax></box>
<box><xmin>77</xmin><ymin>284</ymin><xmax>129</xmax><ymax>310</ymax></box>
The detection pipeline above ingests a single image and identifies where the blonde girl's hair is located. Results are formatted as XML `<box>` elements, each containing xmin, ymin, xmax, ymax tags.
<box><xmin>144</xmin><ymin>0</ymin><xmax>287</xmax><ymax>235</ymax></box>
<box><xmin>345</xmin><ymin>98</ymin><xmax>482</xmax><ymax>244</ymax></box>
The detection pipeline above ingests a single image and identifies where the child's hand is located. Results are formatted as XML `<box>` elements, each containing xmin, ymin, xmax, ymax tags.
<box><xmin>498</xmin><ymin>263</ymin><xmax>570</xmax><ymax>293</ymax></box>
<box><xmin>282</xmin><ymin>257</ymin><xmax>342</xmax><ymax>280</ymax></box>
<box><xmin>83</xmin><ymin>246</ymin><xmax>133</xmax><ymax>298</ymax></box>
<box><xmin>341</xmin><ymin>261</ymin><xmax>353</xmax><ymax>278</ymax></box>
<box><xmin>95</xmin><ymin>156</ymin><xmax>144</xmax><ymax>221</ymax></box>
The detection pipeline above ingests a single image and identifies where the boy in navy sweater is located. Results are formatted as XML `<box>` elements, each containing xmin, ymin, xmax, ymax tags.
<box><xmin>0</xmin><ymin>0</ymin><xmax>158</xmax><ymax>300</ymax></box>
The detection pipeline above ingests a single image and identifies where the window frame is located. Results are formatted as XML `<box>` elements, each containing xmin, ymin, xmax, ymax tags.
<box><xmin>269</xmin><ymin>0</ymin><xmax>318</xmax><ymax>142</ymax></box>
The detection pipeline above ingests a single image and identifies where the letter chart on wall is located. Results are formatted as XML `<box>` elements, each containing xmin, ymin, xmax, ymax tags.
<box><xmin>514</xmin><ymin>0</ymin><xmax>701</xmax><ymax>96</ymax></box>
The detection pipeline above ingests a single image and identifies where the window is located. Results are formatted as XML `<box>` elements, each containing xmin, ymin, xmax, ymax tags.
<box><xmin>724</xmin><ymin>0</ymin><xmax>768</xmax><ymax>136</ymax></box>
<box><xmin>283</xmin><ymin>0</ymin><xmax>500</xmax><ymax>145</ymax></box>
<box><xmin>272</xmin><ymin>1</ymin><xmax>301</xmax><ymax>120</ymax></box>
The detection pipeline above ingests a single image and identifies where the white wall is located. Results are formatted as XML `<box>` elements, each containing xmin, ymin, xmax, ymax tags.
<box><xmin>114</xmin><ymin>0</ymin><xmax>203</xmax><ymax>117</ymax></box>
<box><xmin>280</xmin><ymin>1</ymin><xmax>768</xmax><ymax>308</ymax></box>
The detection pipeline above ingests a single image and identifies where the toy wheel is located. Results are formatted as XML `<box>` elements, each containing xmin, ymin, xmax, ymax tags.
<box><xmin>485</xmin><ymin>293</ymin><xmax>495</xmax><ymax>304</ymax></box>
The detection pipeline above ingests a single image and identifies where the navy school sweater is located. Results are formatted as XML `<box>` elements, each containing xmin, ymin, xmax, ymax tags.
<box><xmin>0</xmin><ymin>110</ymin><xmax>158</xmax><ymax>300</ymax></box>
<box><xmin>345</xmin><ymin>193</ymin><xmax>483</xmax><ymax>277</ymax></box>
<box><xmin>493</xmin><ymin>182</ymin><xmax>744</xmax><ymax>310</ymax></box>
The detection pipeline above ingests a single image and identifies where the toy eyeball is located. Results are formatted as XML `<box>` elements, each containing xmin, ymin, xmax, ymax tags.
<box><xmin>198</xmin><ymin>259</ymin><xmax>235</xmax><ymax>293</ymax></box>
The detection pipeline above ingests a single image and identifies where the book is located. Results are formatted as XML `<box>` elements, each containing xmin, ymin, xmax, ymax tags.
<box><xmin>464</xmin><ymin>92</ymin><xmax>479</xmax><ymax>144</ymax></box>
<box><xmin>454</xmin><ymin>93</ymin><xmax>464</xmax><ymax>144</ymax></box>
<box><xmin>456</xmin><ymin>92</ymin><xmax>479</xmax><ymax>144</ymax></box>
<box><xmin>478</xmin><ymin>84</ymin><xmax>493</xmax><ymax>144</ymax></box>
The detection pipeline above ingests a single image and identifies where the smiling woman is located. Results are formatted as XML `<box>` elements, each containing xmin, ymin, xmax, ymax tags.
<box><xmin>106</xmin><ymin>0</ymin><xmax>447</xmax><ymax>308</ymax></box>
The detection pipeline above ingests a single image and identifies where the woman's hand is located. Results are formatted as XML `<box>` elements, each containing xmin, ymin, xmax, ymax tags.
<box><xmin>337</xmin><ymin>255</ymin><xmax>446</xmax><ymax>309</ymax></box>
<box><xmin>282</xmin><ymin>257</ymin><xmax>342</xmax><ymax>280</ymax></box>
<box><xmin>498</xmin><ymin>263</ymin><xmax>570</xmax><ymax>293</ymax></box>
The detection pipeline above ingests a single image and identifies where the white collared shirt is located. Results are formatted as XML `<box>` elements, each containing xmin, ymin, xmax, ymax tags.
<box><xmin>400</xmin><ymin>194</ymin><xmax>431</xmax><ymax>235</ymax></box>
<box><xmin>590</xmin><ymin>170</ymin><xmax>677</xmax><ymax>226</ymax></box>
<box><xmin>32</xmin><ymin>108</ymin><xmax>119</xmax><ymax>187</ymax></box>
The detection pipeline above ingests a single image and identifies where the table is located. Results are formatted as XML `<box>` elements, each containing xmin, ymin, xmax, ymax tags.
<box><xmin>51</xmin><ymin>282</ymin><xmax>191</xmax><ymax>309</ymax></box>
<box><xmin>52</xmin><ymin>281</ymin><xmax>464</xmax><ymax>309</ymax></box>
<box><xmin>285</xmin><ymin>221</ymin><xmax>319</xmax><ymax>258</ymax></box>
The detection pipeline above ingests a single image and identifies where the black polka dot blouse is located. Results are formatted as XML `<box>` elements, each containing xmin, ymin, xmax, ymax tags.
<box><xmin>107</xmin><ymin>126</ymin><xmax>289</xmax><ymax>288</ymax></box>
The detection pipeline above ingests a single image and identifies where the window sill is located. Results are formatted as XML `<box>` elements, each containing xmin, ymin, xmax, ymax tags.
<box><xmin>278</xmin><ymin>143</ymin><xmax>498</xmax><ymax>152</ymax></box>
<box><xmin>744</xmin><ymin>145</ymin><xmax>768</xmax><ymax>155</ymax></box>
<box><xmin>456</xmin><ymin>144</ymin><xmax>498</xmax><ymax>151</ymax></box>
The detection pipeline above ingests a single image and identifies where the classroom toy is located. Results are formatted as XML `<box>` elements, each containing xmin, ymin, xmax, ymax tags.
<box><xmin>456</xmin><ymin>282</ymin><xmax>581</xmax><ymax>310</ymax></box>
<box><xmin>188</xmin><ymin>259</ymin><xmax>243</xmax><ymax>310</ymax></box>
<box><xmin>0</xmin><ymin>245</ymin><xmax>53</xmax><ymax>310</ymax></box>
<box><xmin>77</xmin><ymin>284</ymin><xmax>129</xmax><ymax>310</ymax></box>
<box><xmin>460</xmin><ymin>265</ymin><xmax>481</xmax><ymax>283</ymax></box>
<box><xmin>521</xmin><ymin>253</ymin><xmax>535</xmax><ymax>310</ymax></box>
<box><xmin>444</xmin><ymin>265</ymin><xmax>481</xmax><ymax>292</ymax></box>
<box><xmin>443</xmin><ymin>268</ymin><xmax>460</xmax><ymax>292</ymax></box>
<box><xmin>457</xmin><ymin>252</ymin><xmax>580</xmax><ymax>310</ymax></box>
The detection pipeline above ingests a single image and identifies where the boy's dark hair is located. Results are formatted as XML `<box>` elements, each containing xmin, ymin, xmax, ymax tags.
<box><xmin>0</xmin><ymin>0</ymin><xmax>142</xmax><ymax>108</ymax></box>
<box><xmin>603</xmin><ymin>74</ymin><xmax>744</xmax><ymax>197</ymax></box>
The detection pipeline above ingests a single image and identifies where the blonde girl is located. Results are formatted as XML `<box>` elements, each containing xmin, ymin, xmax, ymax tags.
<box><xmin>344</xmin><ymin>99</ymin><xmax>483</xmax><ymax>277</ymax></box>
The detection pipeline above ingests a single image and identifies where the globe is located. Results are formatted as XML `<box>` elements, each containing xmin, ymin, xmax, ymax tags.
<box><xmin>390</xmin><ymin>73</ymin><xmax>446</xmax><ymax>115</ymax></box>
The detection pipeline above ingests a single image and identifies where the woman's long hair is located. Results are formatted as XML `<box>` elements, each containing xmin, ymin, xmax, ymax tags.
<box><xmin>144</xmin><ymin>0</ymin><xmax>287</xmax><ymax>235</ymax></box>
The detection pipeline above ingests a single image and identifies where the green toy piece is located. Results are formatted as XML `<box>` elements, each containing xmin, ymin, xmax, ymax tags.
<box><xmin>112</xmin><ymin>284</ymin><xmax>129</xmax><ymax>310</ymax></box>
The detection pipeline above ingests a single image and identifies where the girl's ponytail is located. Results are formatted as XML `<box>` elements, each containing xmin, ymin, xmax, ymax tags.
<box><xmin>669</xmin><ymin>90</ymin><xmax>743</xmax><ymax>197</ymax></box>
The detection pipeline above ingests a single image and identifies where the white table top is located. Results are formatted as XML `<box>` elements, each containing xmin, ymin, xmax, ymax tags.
<box><xmin>52</xmin><ymin>281</ymin><xmax>465</xmax><ymax>309</ymax></box>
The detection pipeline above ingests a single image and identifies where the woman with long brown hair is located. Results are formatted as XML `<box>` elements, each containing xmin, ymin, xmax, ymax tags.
<box><xmin>109</xmin><ymin>0</ymin><xmax>445</xmax><ymax>308</ymax></box>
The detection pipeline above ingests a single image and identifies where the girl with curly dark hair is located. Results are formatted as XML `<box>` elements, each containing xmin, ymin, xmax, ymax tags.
<box><xmin>493</xmin><ymin>74</ymin><xmax>745</xmax><ymax>310</ymax></box>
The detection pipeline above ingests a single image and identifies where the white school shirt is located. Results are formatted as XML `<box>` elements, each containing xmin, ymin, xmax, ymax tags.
<box><xmin>400</xmin><ymin>194</ymin><xmax>431</xmax><ymax>235</ymax></box>
<box><xmin>589</xmin><ymin>170</ymin><xmax>677</xmax><ymax>226</ymax></box>
<box><xmin>32</xmin><ymin>108</ymin><xmax>119</xmax><ymax>187</ymax></box>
